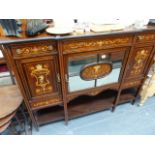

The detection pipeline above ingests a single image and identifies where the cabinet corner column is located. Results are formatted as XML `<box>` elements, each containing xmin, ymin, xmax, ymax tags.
<box><xmin>57</xmin><ymin>41</ymin><xmax>68</xmax><ymax>124</ymax></box>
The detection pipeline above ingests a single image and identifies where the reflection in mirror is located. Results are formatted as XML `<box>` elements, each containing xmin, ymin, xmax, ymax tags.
<box><xmin>68</xmin><ymin>56</ymin><xmax>97</xmax><ymax>77</ymax></box>
<box><xmin>68</xmin><ymin>56</ymin><xmax>97</xmax><ymax>92</ymax></box>
<box><xmin>97</xmin><ymin>60</ymin><xmax>122</xmax><ymax>86</ymax></box>
<box><xmin>69</xmin><ymin>76</ymin><xmax>95</xmax><ymax>92</ymax></box>
<box><xmin>67</xmin><ymin>53</ymin><xmax>123</xmax><ymax>92</ymax></box>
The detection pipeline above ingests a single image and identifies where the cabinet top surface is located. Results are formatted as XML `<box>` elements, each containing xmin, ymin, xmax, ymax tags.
<box><xmin>1</xmin><ymin>20</ymin><xmax>155</xmax><ymax>44</ymax></box>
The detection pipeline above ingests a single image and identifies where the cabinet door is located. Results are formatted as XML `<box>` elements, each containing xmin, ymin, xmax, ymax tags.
<box><xmin>65</xmin><ymin>48</ymin><xmax>127</xmax><ymax>93</ymax></box>
<box><xmin>125</xmin><ymin>46</ymin><xmax>154</xmax><ymax>79</ymax></box>
<box><xmin>16</xmin><ymin>55</ymin><xmax>62</xmax><ymax>107</ymax></box>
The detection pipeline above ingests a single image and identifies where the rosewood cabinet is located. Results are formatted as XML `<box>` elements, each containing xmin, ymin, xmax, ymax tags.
<box><xmin>1</xmin><ymin>29</ymin><xmax>155</xmax><ymax>129</ymax></box>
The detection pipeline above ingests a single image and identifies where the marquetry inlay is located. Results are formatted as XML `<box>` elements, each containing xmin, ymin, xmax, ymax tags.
<box><xmin>67</xmin><ymin>90</ymin><xmax>103</xmax><ymax>102</ymax></box>
<box><xmin>80</xmin><ymin>63</ymin><xmax>112</xmax><ymax>80</ymax></box>
<box><xmin>130</xmin><ymin>49</ymin><xmax>150</xmax><ymax>75</ymax></box>
<box><xmin>124</xmin><ymin>81</ymin><xmax>141</xmax><ymax>88</ymax></box>
<box><xmin>137</xmin><ymin>34</ymin><xmax>155</xmax><ymax>42</ymax></box>
<box><xmin>63</xmin><ymin>37</ymin><xmax>132</xmax><ymax>53</ymax></box>
<box><xmin>89</xmin><ymin>90</ymin><xmax>102</xmax><ymax>96</ymax></box>
<box><xmin>30</xmin><ymin>64</ymin><xmax>53</xmax><ymax>95</ymax></box>
<box><xmin>16</xmin><ymin>45</ymin><xmax>54</xmax><ymax>55</ymax></box>
<box><xmin>32</xmin><ymin>98</ymin><xmax>60</xmax><ymax>108</ymax></box>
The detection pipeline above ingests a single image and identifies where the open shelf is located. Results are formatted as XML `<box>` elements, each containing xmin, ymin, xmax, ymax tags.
<box><xmin>67</xmin><ymin>89</ymin><xmax>117</xmax><ymax>119</ymax></box>
<box><xmin>37</xmin><ymin>105</ymin><xmax>64</xmax><ymax>126</ymax></box>
<box><xmin>37</xmin><ymin>89</ymin><xmax>117</xmax><ymax>126</ymax></box>
<box><xmin>37</xmin><ymin>88</ymin><xmax>138</xmax><ymax>126</ymax></box>
<box><xmin>118</xmin><ymin>87</ymin><xmax>137</xmax><ymax>105</ymax></box>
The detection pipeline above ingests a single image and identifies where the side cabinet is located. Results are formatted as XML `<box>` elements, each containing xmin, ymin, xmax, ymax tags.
<box><xmin>125</xmin><ymin>45</ymin><xmax>154</xmax><ymax>80</ymax></box>
<box><xmin>8</xmin><ymin>41</ymin><xmax>62</xmax><ymax>110</ymax></box>
<box><xmin>16</xmin><ymin>56</ymin><xmax>62</xmax><ymax>109</ymax></box>
<box><xmin>122</xmin><ymin>34</ymin><xmax>155</xmax><ymax>98</ymax></box>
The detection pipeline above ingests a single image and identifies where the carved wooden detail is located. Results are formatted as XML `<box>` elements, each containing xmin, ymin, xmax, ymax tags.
<box><xmin>67</xmin><ymin>95</ymin><xmax>78</xmax><ymax>102</ymax></box>
<box><xmin>80</xmin><ymin>63</ymin><xmax>112</xmax><ymax>80</ymax></box>
<box><xmin>31</xmin><ymin>98</ymin><xmax>61</xmax><ymax>108</ymax></box>
<box><xmin>16</xmin><ymin>45</ymin><xmax>54</xmax><ymax>56</ymax></box>
<box><xmin>88</xmin><ymin>90</ymin><xmax>102</xmax><ymax>96</ymax></box>
<box><xmin>30</xmin><ymin>64</ymin><xmax>53</xmax><ymax>95</ymax></box>
<box><xmin>137</xmin><ymin>34</ymin><xmax>155</xmax><ymax>42</ymax></box>
<box><xmin>67</xmin><ymin>89</ymin><xmax>105</xmax><ymax>102</ymax></box>
<box><xmin>63</xmin><ymin>37</ymin><xmax>132</xmax><ymax>53</ymax></box>
<box><xmin>129</xmin><ymin>49</ymin><xmax>150</xmax><ymax>75</ymax></box>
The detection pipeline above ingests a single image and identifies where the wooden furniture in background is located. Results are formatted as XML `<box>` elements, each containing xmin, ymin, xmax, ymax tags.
<box><xmin>0</xmin><ymin>85</ymin><xmax>22</xmax><ymax>134</ymax></box>
<box><xmin>1</xmin><ymin>25</ymin><xmax>155</xmax><ymax>130</ymax></box>
<box><xmin>0</xmin><ymin>50</ymin><xmax>15</xmax><ymax>85</ymax></box>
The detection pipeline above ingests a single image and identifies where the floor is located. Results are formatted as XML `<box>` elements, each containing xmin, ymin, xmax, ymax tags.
<box><xmin>32</xmin><ymin>96</ymin><xmax>155</xmax><ymax>135</ymax></box>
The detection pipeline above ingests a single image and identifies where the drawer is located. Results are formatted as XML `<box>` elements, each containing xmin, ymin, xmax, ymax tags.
<box><xmin>136</xmin><ymin>33</ymin><xmax>155</xmax><ymax>43</ymax></box>
<box><xmin>10</xmin><ymin>41</ymin><xmax>57</xmax><ymax>58</ymax></box>
<box><xmin>62</xmin><ymin>36</ymin><xmax>133</xmax><ymax>54</ymax></box>
<box><xmin>123</xmin><ymin>79</ymin><xmax>142</xmax><ymax>88</ymax></box>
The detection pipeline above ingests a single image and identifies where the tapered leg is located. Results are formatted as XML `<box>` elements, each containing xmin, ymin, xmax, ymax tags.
<box><xmin>64</xmin><ymin>102</ymin><xmax>68</xmax><ymax>125</ymax></box>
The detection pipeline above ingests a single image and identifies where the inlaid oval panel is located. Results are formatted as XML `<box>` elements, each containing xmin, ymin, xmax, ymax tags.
<box><xmin>80</xmin><ymin>63</ymin><xmax>112</xmax><ymax>81</ymax></box>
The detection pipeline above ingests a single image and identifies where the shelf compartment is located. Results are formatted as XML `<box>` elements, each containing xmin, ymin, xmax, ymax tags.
<box><xmin>68</xmin><ymin>89</ymin><xmax>117</xmax><ymax>119</ymax></box>
<box><xmin>37</xmin><ymin>89</ymin><xmax>117</xmax><ymax>126</ymax></box>
<box><xmin>118</xmin><ymin>87</ymin><xmax>138</xmax><ymax>105</ymax></box>
<box><xmin>37</xmin><ymin>88</ymin><xmax>138</xmax><ymax>126</ymax></box>
<box><xmin>37</xmin><ymin>105</ymin><xmax>64</xmax><ymax>126</ymax></box>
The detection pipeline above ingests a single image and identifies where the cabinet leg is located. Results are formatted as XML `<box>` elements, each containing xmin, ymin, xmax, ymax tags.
<box><xmin>112</xmin><ymin>105</ymin><xmax>116</xmax><ymax>112</ymax></box>
<box><xmin>112</xmin><ymin>92</ymin><xmax>120</xmax><ymax>112</ymax></box>
<box><xmin>131</xmin><ymin>99</ymin><xmax>136</xmax><ymax>105</ymax></box>
<box><xmin>32</xmin><ymin>111</ymin><xmax>39</xmax><ymax>131</ymax></box>
<box><xmin>33</xmin><ymin>123</ymin><xmax>39</xmax><ymax>132</ymax></box>
<box><xmin>65</xmin><ymin>119</ymin><xmax>68</xmax><ymax>125</ymax></box>
<box><xmin>64</xmin><ymin>102</ymin><xmax>68</xmax><ymax>125</ymax></box>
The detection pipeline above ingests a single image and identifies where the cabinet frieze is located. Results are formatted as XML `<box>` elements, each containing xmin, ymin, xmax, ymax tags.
<box><xmin>63</xmin><ymin>37</ymin><xmax>132</xmax><ymax>53</ymax></box>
